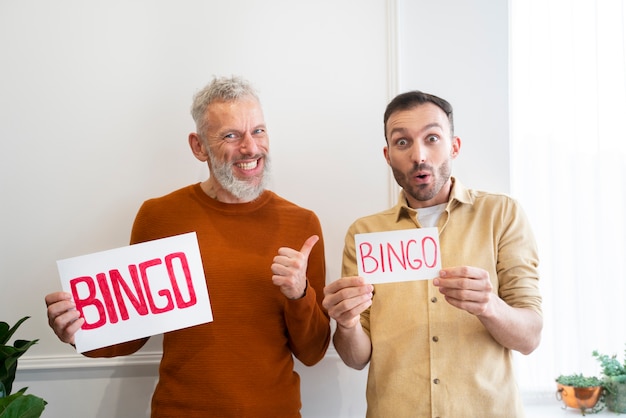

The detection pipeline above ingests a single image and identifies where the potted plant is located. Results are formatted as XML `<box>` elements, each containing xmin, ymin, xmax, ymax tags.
<box><xmin>555</xmin><ymin>373</ymin><xmax>604</xmax><ymax>415</ymax></box>
<box><xmin>593</xmin><ymin>345</ymin><xmax>626</xmax><ymax>413</ymax></box>
<box><xmin>0</xmin><ymin>316</ymin><xmax>47</xmax><ymax>417</ymax></box>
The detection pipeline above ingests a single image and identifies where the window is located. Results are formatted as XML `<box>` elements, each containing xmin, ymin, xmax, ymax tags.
<box><xmin>510</xmin><ymin>0</ymin><xmax>626</xmax><ymax>395</ymax></box>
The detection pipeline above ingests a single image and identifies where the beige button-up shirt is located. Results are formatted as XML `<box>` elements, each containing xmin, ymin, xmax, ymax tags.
<box><xmin>342</xmin><ymin>178</ymin><xmax>542</xmax><ymax>418</ymax></box>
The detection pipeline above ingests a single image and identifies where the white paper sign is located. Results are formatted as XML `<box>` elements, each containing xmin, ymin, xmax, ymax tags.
<box><xmin>56</xmin><ymin>232</ymin><xmax>213</xmax><ymax>353</ymax></box>
<box><xmin>355</xmin><ymin>227</ymin><xmax>442</xmax><ymax>284</ymax></box>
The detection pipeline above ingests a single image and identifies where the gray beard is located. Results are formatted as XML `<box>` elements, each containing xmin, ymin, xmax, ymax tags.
<box><xmin>208</xmin><ymin>153</ymin><xmax>271</xmax><ymax>201</ymax></box>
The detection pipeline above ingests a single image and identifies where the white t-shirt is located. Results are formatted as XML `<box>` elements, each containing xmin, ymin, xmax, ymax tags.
<box><xmin>415</xmin><ymin>203</ymin><xmax>446</xmax><ymax>228</ymax></box>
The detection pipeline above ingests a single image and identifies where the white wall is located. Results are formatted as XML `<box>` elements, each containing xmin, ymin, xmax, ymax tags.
<box><xmin>397</xmin><ymin>0</ymin><xmax>510</xmax><ymax>193</ymax></box>
<box><xmin>2</xmin><ymin>1</ymin><xmax>510</xmax><ymax>417</ymax></box>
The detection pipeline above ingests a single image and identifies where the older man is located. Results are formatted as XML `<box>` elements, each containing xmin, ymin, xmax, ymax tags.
<box><xmin>45</xmin><ymin>76</ymin><xmax>330</xmax><ymax>417</ymax></box>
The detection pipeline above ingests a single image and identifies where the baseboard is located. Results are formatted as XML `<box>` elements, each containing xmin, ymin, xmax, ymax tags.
<box><xmin>17</xmin><ymin>351</ymin><xmax>163</xmax><ymax>371</ymax></box>
<box><xmin>18</xmin><ymin>347</ymin><xmax>340</xmax><ymax>371</ymax></box>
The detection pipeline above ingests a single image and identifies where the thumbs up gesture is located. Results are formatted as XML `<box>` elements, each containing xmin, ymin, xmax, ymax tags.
<box><xmin>271</xmin><ymin>235</ymin><xmax>319</xmax><ymax>300</ymax></box>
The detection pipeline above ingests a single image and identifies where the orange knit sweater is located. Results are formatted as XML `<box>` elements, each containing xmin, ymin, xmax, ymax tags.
<box><xmin>85</xmin><ymin>184</ymin><xmax>331</xmax><ymax>417</ymax></box>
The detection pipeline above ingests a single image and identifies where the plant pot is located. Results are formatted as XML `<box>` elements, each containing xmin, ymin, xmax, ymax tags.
<box><xmin>556</xmin><ymin>383</ymin><xmax>603</xmax><ymax>414</ymax></box>
<box><xmin>604</xmin><ymin>378</ymin><xmax>626</xmax><ymax>413</ymax></box>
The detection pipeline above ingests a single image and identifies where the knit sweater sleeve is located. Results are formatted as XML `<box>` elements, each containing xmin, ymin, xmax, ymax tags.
<box><xmin>82</xmin><ymin>337</ymin><xmax>149</xmax><ymax>358</ymax></box>
<box><xmin>283</xmin><ymin>214</ymin><xmax>331</xmax><ymax>366</ymax></box>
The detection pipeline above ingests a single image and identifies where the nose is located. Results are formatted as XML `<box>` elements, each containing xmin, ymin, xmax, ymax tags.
<box><xmin>410</xmin><ymin>143</ymin><xmax>427</xmax><ymax>164</ymax></box>
<box><xmin>239</xmin><ymin>131</ymin><xmax>259</xmax><ymax>154</ymax></box>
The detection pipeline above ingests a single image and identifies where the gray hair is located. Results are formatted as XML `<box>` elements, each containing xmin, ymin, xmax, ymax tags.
<box><xmin>190</xmin><ymin>75</ymin><xmax>260</xmax><ymax>132</ymax></box>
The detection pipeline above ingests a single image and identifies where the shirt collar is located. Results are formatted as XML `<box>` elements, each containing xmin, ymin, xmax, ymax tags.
<box><xmin>394</xmin><ymin>177</ymin><xmax>473</xmax><ymax>222</ymax></box>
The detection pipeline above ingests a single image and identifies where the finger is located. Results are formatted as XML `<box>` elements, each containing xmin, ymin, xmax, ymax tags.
<box><xmin>329</xmin><ymin>297</ymin><xmax>373</xmax><ymax>326</ymax></box>
<box><xmin>437</xmin><ymin>280</ymin><xmax>476</xmax><ymax>296</ymax></box>
<box><xmin>65</xmin><ymin>317</ymin><xmax>85</xmax><ymax>345</ymax></box>
<box><xmin>437</xmin><ymin>277</ymin><xmax>492</xmax><ymax>294</ymax></box>
<box><xmin>271</xmin><ymin>272</ymin><xmax>294</xmax><ymax>287</ymax></box>
<box><xmin>323</xmin><ymin>280</ymin><xmax>373</xmax><ymax>310</ymax></box>
<box><xmin>440</xmin><ymin>266</ymin><xmax>486</xmax><ymax>280</ymax></box>
<box><xmin>323</xmin><ymin>287</ymin><xmax>372</xmax><ymax>312</ymax></box>
<box><xmin>59</xmin><ymin>315</ymin><xmax>84</xmax><ymax>345</ymax></box>
<box><xmin>45</xmin><ymin>291</ymin><xmax>72</xmax><ymax>307</ymax></box>
<box><xmin>443</xmin><ymin>294</ymin><xmax>489</xmax><ymax>316</ymax></box>
<box><xmin>324</xmin><ymin>276</ymin><xmax>367</xmax><ymax>295</ymax></box>
<box><xmin>271</xmin><ymin>262</ymin><xmax>289</xmax><ymax>277</ymax></box>
<box><xmin>298</xmin><ymin>235</ymin><xmax>319</xmax><ymax>259</ymax></box>
<box><xmin>47</xmin><ymin>299</ymin><xmax>76</xmax><ymax>323</ymax></box>
<box><xmin>51</xmin><ymin>309</ymin><xmax>83</xmax><ymax>343</ymax></box>
<box><xmin>48</xmin><ymin>305</ymin><xmax>79</xmax><ymax>333</ymax></box>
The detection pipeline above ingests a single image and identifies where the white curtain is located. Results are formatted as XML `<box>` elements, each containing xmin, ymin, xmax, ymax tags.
<box><xmin>510</xmin><ymin>0</ymin><xmax>626</xmax><ymax>396</ymax></box>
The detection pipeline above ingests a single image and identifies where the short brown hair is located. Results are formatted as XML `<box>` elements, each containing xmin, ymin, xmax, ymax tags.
<box><xmin>383</xmin><ymin>91</ymin><xmax>454</xmax><ymax>141</ymax></box>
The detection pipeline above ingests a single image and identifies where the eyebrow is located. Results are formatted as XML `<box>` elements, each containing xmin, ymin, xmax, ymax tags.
<box><xmin>388</xmin><ymin>122</ymin><xmax>444</xmax><ymax>137</ymax></box>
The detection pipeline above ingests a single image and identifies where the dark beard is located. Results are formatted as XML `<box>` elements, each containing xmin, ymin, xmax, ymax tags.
<box><xmin>392</xmin><ymin>160</ymin><xmax>451</xmax><ymax>203</ymax></box>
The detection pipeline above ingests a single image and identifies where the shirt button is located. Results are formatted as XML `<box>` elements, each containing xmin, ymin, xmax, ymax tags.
<box><xmin>431</xmin><ymin>297</ymin><xmax>438</xmax><ymax>303</ymax></box>
<box><xmin>433</xmin><ymin>378</ymin><xmax>440</xmax><ymax>384</ymax></box>
<box><xmin>432</xmin><ymin>336</ymin><xmax>439</xmax><ymax>342</ymax></box>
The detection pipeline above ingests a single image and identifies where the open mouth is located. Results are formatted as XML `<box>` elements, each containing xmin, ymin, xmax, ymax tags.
<box><xmin>236</xmin><ymin>159</ymin><xmax>259</xmax><ymax>171</ymax></box>
<box><xmin>413</xmin><ymin>171</ymin><xmax>431</xmax><ymax>184</ymax></box>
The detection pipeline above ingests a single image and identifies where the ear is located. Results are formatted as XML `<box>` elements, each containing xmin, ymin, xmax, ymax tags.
<box><xmin>450</xmin><ymin>136</ymin><xmax>461</xmax><ymax>158</ymax></box>
<box><xmin>189</xmin><ymin>133</ymin><xmax>209</xmax><ymax>162</ymax></box>
<box><xmin>383</xmin><ymin>145</ymin><xmax>391</xmax><ymax>166</ymax></box>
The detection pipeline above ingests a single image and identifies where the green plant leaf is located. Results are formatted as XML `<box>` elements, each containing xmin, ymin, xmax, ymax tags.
<box><xmin>0</xmin><ymin>365</ymin><xmax>17</xmax><ymax>398</ymax></box>
<box><xmin>0</xmin><ymin>317</ymin><xmax>45</xmax><ymax>417</ymax></box>
<box><xmin>593</xmin><ymin>347</ymin><xmax>626</xmax><ymax>378</ymax></box>
<box><xmin>0</xmin><ymin>341</ymin><xmax>37</xmax><ymax>397</ymax></box>
<box><xmin>0</xmin><ymin>391</ymin><xmax>47</xmax><ymax>418</ymax></box>
<box><xmin>0</xmin><ymin>318</ymin><xmax>30</xmax><ymax>346</ymax></box>
<box><xmin>556</xmin><ymin>373</ymin><xmax>603</xmax><ymax>387</ymax></box>
<box><xmin>0</xmin><ymin>317</ymin><xmax>39</xmax><ymax>397</ymax></box>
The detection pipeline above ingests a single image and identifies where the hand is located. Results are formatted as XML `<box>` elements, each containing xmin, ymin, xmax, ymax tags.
<box><xmin>271</xmin><ymin>235</ymin><xmax>319</xmax><ymax>300</ymax></box>
<box><xmin>433</xmin><ymin>266</ymin><xmax>493</xmax><ymax>316</ymax></box>
<box><xmin>45</xmin><ymin>291</ymin><xmax>84</xmax><ymax>345</ymax></box>
<box><xmin>323</xmin><ymin>276</ymin><xmax>373</xmax><ymax>329</ymax></box>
